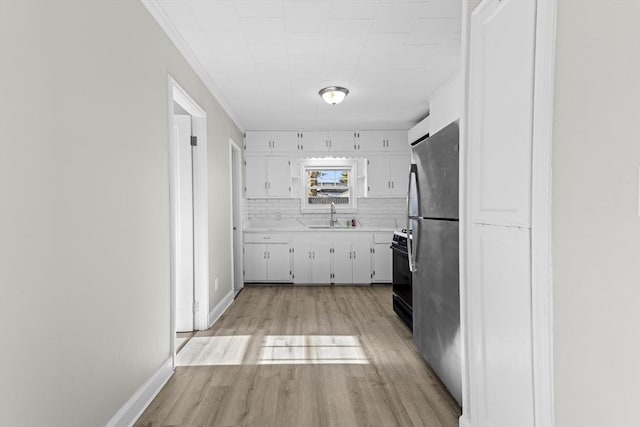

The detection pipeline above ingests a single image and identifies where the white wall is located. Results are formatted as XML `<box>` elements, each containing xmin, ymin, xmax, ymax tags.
<box><xmin>0</xmin><ymin>1</ymin><xmax>241</xmax><ymax>426</ymax></box>
<box><xmin>552</xmin><ymin>1</ymin><xmax>640</xmax><ymax>426</ymax></box>
<box><xmin>429</xmin><ymin>72</ymin><xmax>462</xmax><ymax>135</ymax></box>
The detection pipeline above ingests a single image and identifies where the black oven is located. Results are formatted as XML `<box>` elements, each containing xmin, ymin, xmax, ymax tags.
<box><xmin>391</xmin><ymin>231</ymin><xmax>412</xmax><ymax>331</ymax></box>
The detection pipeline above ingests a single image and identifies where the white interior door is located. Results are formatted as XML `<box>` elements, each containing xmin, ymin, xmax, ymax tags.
<box><xmin>231</xmin><ymin>145</ymin><xmax>243</xmax><ymax>293</ymax></box>
<box><xmin>467</xmin><ymin>0</ymin><xmax>537</xmax><ymax>426</ymax></box>
<box><xmin>173</xmin><ymin>115</ymin><xmax>194</xmax><ymax>332</ymax></box>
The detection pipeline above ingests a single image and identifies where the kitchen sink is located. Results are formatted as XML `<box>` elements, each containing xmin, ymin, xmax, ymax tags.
<box><xmin>306</xmin><ymin>224</ymin><xmax>352</xmax><ymax>229</ymax></box>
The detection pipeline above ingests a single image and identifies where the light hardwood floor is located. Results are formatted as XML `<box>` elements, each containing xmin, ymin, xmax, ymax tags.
<box><xmin>136</xmin><ymin>286</ymin><xmax>461</xmax><ymax>427</ymax></box>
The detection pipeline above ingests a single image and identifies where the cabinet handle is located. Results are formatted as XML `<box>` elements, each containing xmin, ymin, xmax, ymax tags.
<box><xmin>358</xmin><ymin>144</ymin><xmax>360</xmax><ymax>150</ymax></box>
<box><xmin>268</xmin><ymin>251</ymin><xmax>270</xmax><ymax>259</ymax></box>
<box><xmin>268</xmin><ymin>182</ymin><xmax>271</xmax><ymax>189</ymax></box>
<box><xmin>388</xmin><ymin>181</ymin><xmax>391</xmax><ymax>188</ymax></box>
<box><xmin>264</xmin><ymin>182</ymin><xmax>268</xmax><ymax>189</ymax></box>
<box><xmin>313</xmin><ymin>251</ymin><xmax>316</xmax><ymax>259</ymax></box>
<box><xmin>309</xmin><ymin>251</ymin><xmax>312</xmax><ymax>259</ymax></box>
<box><xmin>353</xmin><ymin>251</ymin><xmax>356</xmax><ymax>259</ymax></box>
<box><xmin>264</xmin><ymin>251</ymin><xmax>267</xmax><ymax>259</ymax></box>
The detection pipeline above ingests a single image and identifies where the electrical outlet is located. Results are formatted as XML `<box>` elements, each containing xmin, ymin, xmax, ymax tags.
<box><xmin>214</xmin><ymin>278</ymin><xmax>219</xmax><ymax>291</ymax></box>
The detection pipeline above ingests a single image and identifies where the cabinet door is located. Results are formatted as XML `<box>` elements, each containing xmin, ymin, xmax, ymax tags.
<box><xmin>300</xmin><ymin>131</ymin><xmax>328</xmax><ymax>152</ymax></box>
<box><xmin>272</xmin><ymin>131</ymin><xmax>298</xmax><ymax>152</ymax></box>
<box><xmin>245</xmin><ymin>131</ymin><xmax>272</xmax><ymax>153</ymax></box>
<box><xmin>469</xmin><ymin>0</ymin><xmax>534</xmax><ymax>229</ymax></box>
<box><xmin>311</xmin><ymin>243</ymin><xmax>332</xmax><ymax>284</ymax></box>
<box><xmin>358</xmin><ymin>130</ymin><xmax>385</xmax><ymax>152</ymax></box>
<box><xmin>266</xmin><ymin>156</ymin><xmax>291</xmax><ymax>197</ymax></box>
<box><xmin>332</xmin><ymin>243</ymin><xmax>353</xmax><ymax>284</ymax></box>
<box><xmin>469</xmin><ymin>224</ymin><xmax>534</xmax><ymax>427</ymax></box>
<box><xmin>389</xmin><ymin>155</ymin><xmax>410</xmax><ymax>197</ymax></box>
<box><xmin>292</xmin><ymin>243</ymin><xmax>312</xmax><ymax>284</ymax></box>
<box><xmin>351</xmin><ymin>240</ymin><xmax>372</xmax><ymax>284</ymax></box>
<box><xmin>244</xmin><ymin>244</ymin><xmax>267</xmax><ymax>282</ymax></box>
<box><xmin>384</xmin><ymin>130</ymin><xmax>408</xmax><ymax>152</ymax></box>
<box><xmin>327</xmin><ymin>131</ymin><xmax>355</xmax><ymax>152</ymax></box>
<box><xmin>245</xmin><ymin>156</ymin><xmax>266</xmax><ymax>198</ymax></box>
<box><xmin>372</xmin><ymin>243</ymin><xmax>392</xmax><ymax>283</ymax></box>
<box><xmin>266</xmin><ymin>244</ymin><xmax>291</xmax><ymax>281</ymax></box>
<box><xmin>366</xmin><ymin>157</ymin><xmax>390</xmax><ymax>197</ymax></box>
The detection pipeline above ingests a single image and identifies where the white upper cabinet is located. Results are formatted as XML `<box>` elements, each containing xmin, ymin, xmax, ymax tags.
<box><xmin>266</xmin><ymin>156</ymin><xmax>292</xmax><ymax>198</ymax></box>
<box><xmin>357</xmin><ymin>130</ymin><xmax>384</xmax><ymax>151</ymax></box>
<box><xmin>298</xmin><ymin>131</ymin><xmax>328</xmax><ymax>152</ymax></box>
<box><xmin>367</xmin><ymin>155</ymin><xmax>411</xmax><ymax>197</ymax></box>
<box><xmin>388</xmin><ymin>155</ymin><xmax>410</xmax><ymax>196</ymax></box>
<box><xmin>327</xmin><ymin>131</ymin><xmax>355</xmax><ymax>152</ymax></box>
<box><xmin>245</xmin><ymin>155</ymin><xmax>291</xmax><ymax>198</ymax></box>
<box><xmin>245</xmin><ymin>131</ymin><xmax>299</xmax><ymax>153</ymax></box>
<box><xmin>297</xmin><ymin>131</ymin><xmax>355</xmax><ymax>153</ymax></box>
<box><xmin>356</xmin><ymin>130</ymin><xmax>408</xmax><ymax>152</ymax></box>
<box><xmin>244</xmin><ymin>155</ymin><xmax>268</xmax><ymax>198</ymax></box>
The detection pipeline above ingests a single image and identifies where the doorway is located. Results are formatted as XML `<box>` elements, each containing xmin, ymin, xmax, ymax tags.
<box><xmin>172</xmin><ymin>112</ymin><xmax>195</xmax><ymax>332</ymax></box>
<box><xmin>229</xmin><ymin>139</ymin><xmax>243</xmax><ymax>295</ymax></box>
<box><xmin>169</xmin><ymin>78</ymin><xmax>210</xmax><ymax>363</ymax></box>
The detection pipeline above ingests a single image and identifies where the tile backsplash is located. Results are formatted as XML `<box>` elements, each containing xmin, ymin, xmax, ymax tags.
<box><xmin>243</xmin><ymin>197</ymin><xmax>406</xmax><ymax>228</ymax></box>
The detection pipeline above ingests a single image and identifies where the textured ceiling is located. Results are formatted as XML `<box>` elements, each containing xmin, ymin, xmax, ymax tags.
<box><xmin>156</xmin><ymin>0</ymin><xmax>462</xmax><ymax>130</ymax></box>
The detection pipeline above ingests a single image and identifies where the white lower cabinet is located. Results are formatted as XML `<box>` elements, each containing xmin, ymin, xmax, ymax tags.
<box><xmin>371</xmin><ymin>232</ymin><xmax>393</xmax><ymax>283</ymax></box>
<box><xmin>291</xmin><ymin>233</ymin><xmax>371</xmax><ymax>285</ymax></box>
<box><xmin>292</xmin><ymin>242</ymin><xmax>331</xmax><ymax>284</ymax></box>
<box><xmin>244</xmin><ymin>233</ymin><xmax>292</xmax><ymax>282</ymax></box>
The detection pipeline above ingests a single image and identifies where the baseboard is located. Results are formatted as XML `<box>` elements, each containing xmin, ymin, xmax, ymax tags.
<box><xmin>208</xmin><ymin>290</ymin><xmax>235</xmax><ymax>328</ymax></box>
<box><xmin>459</xmin><ymin>414</ymin><xmax>472</xmax><ymax>427</ymax></box>
<box><xmin>106</xmin><ymin>357</ymin><xmax>173</xmax><ymax>427</ymax></box>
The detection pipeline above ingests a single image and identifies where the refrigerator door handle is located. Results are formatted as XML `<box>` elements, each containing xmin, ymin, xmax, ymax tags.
<box><xmin>407</xmin><ymin>164</ymin><xmax>418</xmax><ymax>272</ymax></box>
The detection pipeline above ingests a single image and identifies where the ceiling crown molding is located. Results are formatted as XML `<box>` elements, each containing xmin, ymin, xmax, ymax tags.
<box><xmin>140</xmin><ymin>0</ymin><xmax>245</xmax><ymax>132</ymax></box>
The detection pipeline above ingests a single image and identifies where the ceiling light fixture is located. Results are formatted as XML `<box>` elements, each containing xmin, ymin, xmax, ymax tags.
<box><xmin>319</xmin><ymin>86</ymin><xmax>349</xmax><ymax>105</ymax></box>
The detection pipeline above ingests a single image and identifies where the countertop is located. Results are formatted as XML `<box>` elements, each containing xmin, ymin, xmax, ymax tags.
<box><xmin>243</xmin><ymin>219</ymin><xmax>398</xmax><ymax>233</ymax></box>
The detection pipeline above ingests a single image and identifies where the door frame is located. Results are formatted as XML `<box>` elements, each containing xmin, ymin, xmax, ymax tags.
<box><xmin>228</xmin><ymin>138</ymin><xmax>244</xmax><ymax>295</ymax></box>
<box><xmin>458</xmin><ymin>0</ymin><xmax>557</xmax><ymax>426</ymax></box>
<box><xmin>168</xmin><ymin>76</ymin><xmax>209</xmax><ymax>367</ymax></box>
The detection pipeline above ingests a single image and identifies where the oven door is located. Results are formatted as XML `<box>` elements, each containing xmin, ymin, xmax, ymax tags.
<box><xmin>392</xmin><ymin>245</ymin><xmax>412</xmax><ymax>308</ymax></box>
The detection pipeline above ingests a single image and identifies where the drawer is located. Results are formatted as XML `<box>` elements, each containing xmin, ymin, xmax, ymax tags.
<box><xmin>373</xmin><ymin>232</ymin><xmax>393</xmax><ymax>244</ymax></box>
<box><xmin>244</xmin><ymin>233</ymin><xmax>290</xmax><ymax>244</ymax></box>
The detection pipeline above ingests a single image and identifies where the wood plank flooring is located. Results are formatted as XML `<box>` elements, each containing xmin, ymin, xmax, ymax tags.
<box><xmin>136</xmin><ymin>286</ymin><xmax>461</xmax><ymax>427</ymax></box>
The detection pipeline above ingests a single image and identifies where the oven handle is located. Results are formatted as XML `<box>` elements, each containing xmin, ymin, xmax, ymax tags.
<box><xmin>407</xmin><ymin>164</ymin><xmax>418</xmax><ymax>272</ymax></box>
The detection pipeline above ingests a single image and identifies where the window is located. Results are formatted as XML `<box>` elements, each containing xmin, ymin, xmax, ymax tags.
<box><xmin>301</xmin><ymin>159</ymin><xmax>357</xmax><ymax>212</ymax></box>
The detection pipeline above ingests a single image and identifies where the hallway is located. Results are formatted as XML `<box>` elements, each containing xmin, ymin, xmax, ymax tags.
<box><xmin>135</xmin><ymin>286</ymin><xmax>460</xmax><ymax>426</ymax></box>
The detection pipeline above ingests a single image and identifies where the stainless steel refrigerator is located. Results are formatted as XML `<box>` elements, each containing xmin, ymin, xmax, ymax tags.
<box><xmin>407</xmin><ymin>120</ymin><xmax>461</xmax><ymax>405</ymax></box>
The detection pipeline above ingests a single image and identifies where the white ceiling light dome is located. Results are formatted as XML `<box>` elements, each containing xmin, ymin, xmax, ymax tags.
<box><xmin>319</xmin><ymin>86</ymin><xmax>349</xmax><ymax>105</ymax></box>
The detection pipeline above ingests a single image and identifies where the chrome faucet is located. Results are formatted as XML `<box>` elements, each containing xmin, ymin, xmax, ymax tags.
<box><xmin>330</xmin><ymin>201</ymin><xmax>338</xmax><ymax>227</ymax></box>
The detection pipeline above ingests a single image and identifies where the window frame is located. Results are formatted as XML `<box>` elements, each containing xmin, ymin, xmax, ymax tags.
<box><xmin>300</xmin><ymin>158</ymin><xmax>358</xmax><ymax>213</ymax></box>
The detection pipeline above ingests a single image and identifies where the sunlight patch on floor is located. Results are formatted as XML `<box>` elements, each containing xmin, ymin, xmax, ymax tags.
<box><xmin>258</xmin><ymin>335</ymin><xmax>369</xmax><ymax>365</ymax></box>
<box><xmin>177</xmin><ymin>335</ymin><xmax>251</xmax><ymax>366</ymax></box>
<box><xmin>176</xmin><ymin>334</ymin><xmax>369</xmax><ymax>366</ymax></box>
